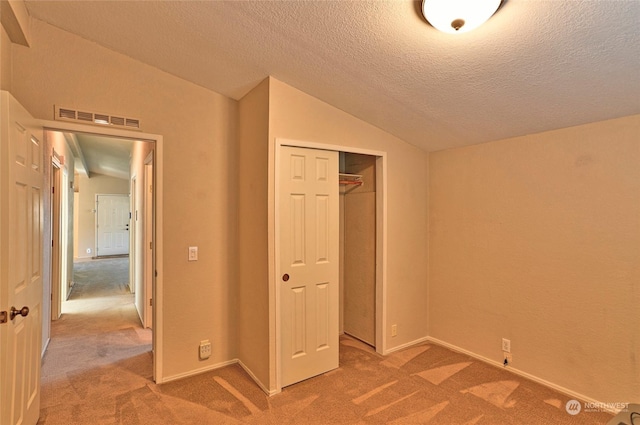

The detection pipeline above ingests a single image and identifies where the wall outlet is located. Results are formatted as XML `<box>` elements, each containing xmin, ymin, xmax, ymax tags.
<box><xmin>199</xmin><ymin>340</ymin><xmax>211</xmax><ymax>360</ymax></box>
<box><xmin>391</xmin><ymin>324</ymin><xmax>397</xmax><ymax>337</ymax></box>
<box><xmin>502</xmin><ymin>338</ymin><xmax>511</xmax><ymax>353</ymax></box>
<box><xmin>503</xmin><ymin>352</ymin><xmax>512</xmax><ymax>366</ymax></box>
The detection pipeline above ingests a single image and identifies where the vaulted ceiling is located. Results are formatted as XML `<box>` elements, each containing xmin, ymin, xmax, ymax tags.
<box><xmin>25</xmin><ymin>0</ymin><xmax>640</xmax><ymax>152</ymax></box>
<box><xmin>64</xmin><ymin>132</ymin><xmax>133</xmax><ymax>180</ymax></box>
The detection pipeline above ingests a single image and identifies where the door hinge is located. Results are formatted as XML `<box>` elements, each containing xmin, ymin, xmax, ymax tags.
<box><xmin>149</xmin><ymin>241</ymin><xmax>152</xmax><ymax>249</ymax></box>
<box><xmin>0</xmin><ymin>311</ymin><xmax>7</xmax><ymax>324</ymax></box>
<box><xmin>52</xmin><ymin>186</ymin><xmax>55</xmax><ymax>194</ymax></box>
<box><xmin>149</xmin><ymin>299</ymin><xmax>153</xmax><ymax>307</ymax></box>
<box><xmin>155</xmin><ymin>270</ymin><xmax>158</xmax><ymax>277</ymax></box>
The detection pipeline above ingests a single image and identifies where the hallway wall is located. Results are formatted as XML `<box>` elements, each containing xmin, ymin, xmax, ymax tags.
<box><xmin>10</xmin><ymin>19</ymin><xmax>238</xmax><ymax>380</ymax></box>
<box><xmin>75</xmin><ymin>174</ymin><xmax>129</xmax><ymax>259</ymax></box>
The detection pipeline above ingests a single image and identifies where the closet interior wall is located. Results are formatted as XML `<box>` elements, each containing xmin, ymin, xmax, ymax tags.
<box><xmin>340</xmin><ymin>153</ymin><xmax>376</xmax><ymax>347</ymax></box>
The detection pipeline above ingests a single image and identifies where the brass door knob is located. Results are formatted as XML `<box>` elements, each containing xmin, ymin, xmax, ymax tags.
<box><xmin>282</xmin><ymin>274</ymin><xmax>290</xmax><ymax>282</ymax></box>
<box><xmin>10</xmin><ymin>306</ymin><xmax>29</xmax><ymax>320</ymax></box>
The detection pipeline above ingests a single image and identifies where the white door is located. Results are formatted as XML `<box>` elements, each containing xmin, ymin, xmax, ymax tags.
<box><xmin>280</xmin><ymin>146</ymin><xmax>339</xmax><ymax>387</ymax></box>
<box><xmin>0</xmin><ymin>92</ymin><xmax>43</xmax><ymax>425</ymax></box>
<box><xmin>96</xmin><ymin>194</ymin><xmax>130</xmax><ymax>256</ymax></box>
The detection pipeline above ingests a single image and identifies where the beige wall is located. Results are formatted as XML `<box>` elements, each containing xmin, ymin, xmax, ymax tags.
<box><xmin>429</xmin><ymin>115</ymin><xmax>640</xmax><ymax>403</ymax></box>
<box><xmin>41</xmin><ymin>130</ymin><xmax>75</xmax><ymax>350</ymax></box>
<box><xmin>236</xmin><ymin>78</ymin><xmax>271</xmax><ymax>388</ymax></box>
<box><xmin>269</xmin><ymin>77</ymin><xmax>430</xmax><ymax>359</ymax></box>
<box><xmin>11</xmin><ymin>19</ymin><xmax>239</xmax><ymax>379</ymax></box>
<box><xmin>75</xmin><ymin>174</ymin><xmax>128</xmax><ymax>258</ymax></box>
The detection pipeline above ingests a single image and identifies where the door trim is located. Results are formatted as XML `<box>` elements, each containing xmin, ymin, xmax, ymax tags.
<box><xmin>50</xmin><ymin>160</ymin><xmax>61</xmax><ymax>321</ymax></box>
<box><xmin>37</xmin><ymin>119</ymin><xmax>165</xmax><ymax>383</ymax></box>
<box><xmin>270</xmin><ymin>138</ymin><xmax>388</xmax><ymax>393</ymax></box>
<box><xmin>143</xmin><ymin>151</ymin><xmax>154</xmax><ymax>329</ymax></box>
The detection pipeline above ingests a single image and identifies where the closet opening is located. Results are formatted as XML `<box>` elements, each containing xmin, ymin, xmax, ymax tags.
<box><xmin>339</xmin><ymin>152</ymin><xmax>377</xmax><ymax>348</ymax></box>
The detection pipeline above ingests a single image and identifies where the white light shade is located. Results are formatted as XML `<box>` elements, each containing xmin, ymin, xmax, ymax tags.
<box><xmin>422</xmin><ymin>0</ymin><xmax>502</xmax><ymax>34</ymax></box>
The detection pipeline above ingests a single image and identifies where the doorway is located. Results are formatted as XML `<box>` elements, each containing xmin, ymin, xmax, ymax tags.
<box><xmin>273</xmin><ymin>139</ymin><xmax>387</xmax><ymax>392</ymax></box>
<box><xmin>41</xmin><ymin>122</ymin><xmax>163</xmax><ymax>383</ymax></box>
<box><xmin>340</xmin><ymin>152</ymin><xmax>377</xmax><ymax>348</ymax></box>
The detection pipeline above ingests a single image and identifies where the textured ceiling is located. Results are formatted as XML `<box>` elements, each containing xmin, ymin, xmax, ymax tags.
<box><xmin>25</xmin><ymin>0</ymin><xmax>640</xmax><ymax>152</ymax></box>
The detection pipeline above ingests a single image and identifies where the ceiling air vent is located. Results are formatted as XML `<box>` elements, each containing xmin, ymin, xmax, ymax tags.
<box><xmin>77</xmin><ymin>111</ymin><xmax>93</xmax><ymax>122</ymax></box>
<box><xmin>54</xmin><ymin>105</ymin><xmax>141</xmax><ymax>131</ymax></box>
<box><xmin>58</xmin><ymin>108</ymin><xmax>77</xmax><ymax>120</ymax></box>
<box><xmin>110</xmin><ymin>116</ymin><xmax>125</xmax><ymax>126</ymax></box>
<box><xmin>125</xmin><ymin>118</ymin><xmax>140</xmax><ymax>129</ymax></box>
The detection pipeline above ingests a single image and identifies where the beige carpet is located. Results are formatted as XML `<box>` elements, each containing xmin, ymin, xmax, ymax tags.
<box><xmin>38</xmin><ymin>258</ymin><xmax>613</xmax><ymax>424</ymax></box>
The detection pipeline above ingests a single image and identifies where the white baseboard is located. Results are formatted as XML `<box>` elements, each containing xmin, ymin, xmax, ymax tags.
<box><xmin>237</xmin><ymin>359</ymin><xmax>280</xmax><ymax>396</ymax></box>
<box><xmin>161</xmin><ymin>359</ymin><xmax>238</xmax><ymax>384</ymax></box>
<box><xmin>159</xmin><ymin>358</ymin><xmax>279</xmax><ymax>397</ymax></box>
<box><xmin>425</xmin><ymin>336</ymin><xmax>616</xmax><ymax>414</ymax></box>
<box><xmin>41</xmin><ymin>337</ymin><xmax>50</xmax><ymax>359</ymax></box>
<box><xmin>384</xmin><ymin>335</ymin><xmax>430</xmax><ymax>355</ymax></box>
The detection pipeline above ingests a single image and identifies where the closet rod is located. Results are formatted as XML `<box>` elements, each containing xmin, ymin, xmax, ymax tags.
<box><xmin>339</xmin><ymin>173</ymin><xmax>364</xmax><ymax>186</ymax></box>
<box><xmin>339</xmin><ymin>180</ymin><xmax>363</xmax><ymax>186</ymax></box>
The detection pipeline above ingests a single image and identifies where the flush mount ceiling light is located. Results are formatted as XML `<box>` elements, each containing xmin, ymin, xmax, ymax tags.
<box><xmin>422</xmin><ymin>0</ymin><xmax>502</xmax><ymax>34</ymax></box>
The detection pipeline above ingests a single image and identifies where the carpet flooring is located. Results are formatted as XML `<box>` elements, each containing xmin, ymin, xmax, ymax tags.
<box><xmin>38</xmin><ymin>258</ymin><xmax>613</xmax><ymax>424</ymax></box>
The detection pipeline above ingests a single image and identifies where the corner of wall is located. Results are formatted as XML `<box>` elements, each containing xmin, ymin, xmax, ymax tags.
<box><xmin>236</xmin><ymin>76</ymin><xmax>272</xmax><ymax>389</ymax></box>
<box><xmin>0</xmin><ymin>0</ymin><xmax>31</xmax><ymax>46</ymax></box>
<box><xmin>0</xmin><ymin>25</ymin><xmax>13</xmax><ymax>92</ymax></box>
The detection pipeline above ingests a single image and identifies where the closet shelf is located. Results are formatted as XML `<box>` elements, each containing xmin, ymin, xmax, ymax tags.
<box><xmin>339</xmin><ymin>173</ymin><xmax>363</xmax><ymax>186</ymax></box>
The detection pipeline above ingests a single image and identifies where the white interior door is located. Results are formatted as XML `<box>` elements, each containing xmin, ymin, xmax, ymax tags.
<box><xmin>280</xmin><ymin>146</ymin><xmax>339</xmax><ymax>387</ymax></box>
<box><xmin>0</xmin><ymin>91</ymin><xmax>43</xmax><ymax>425</ymax></box>
<box><xmin>96</xmin><ymin>194</ymin><xmax>130</xmax><ymax>256</ymax></box>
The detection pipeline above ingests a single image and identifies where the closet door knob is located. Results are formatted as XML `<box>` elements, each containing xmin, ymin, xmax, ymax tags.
<box><xmin>282</xmin><ymin>274</ymin><xmax>290</xmax><ymax>282</ymax></box>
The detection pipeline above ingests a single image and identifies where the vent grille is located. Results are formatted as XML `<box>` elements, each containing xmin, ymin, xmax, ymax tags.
<box><xmin>59</xmin><ymin>108</ymin><xmax>76</xmax><ymax>120</ymax></box>
<box><xmin>54</xmin><ymin>105</ymin><xmax>141</xmax><ymax>130</ymax></box>
<box><xmin>125</xmin><ymin>118</ymin><xmax>140</xmax><ymax>128</ymax></box>
<box><xmin>110</xmin><ymin>116</ymin><xmax>125</xmax><ymax>126</ymax></box>
<box><xmin>77</xmin><ymin>111</ymin><xmax>93</xmax><ymax>122</ymax></box>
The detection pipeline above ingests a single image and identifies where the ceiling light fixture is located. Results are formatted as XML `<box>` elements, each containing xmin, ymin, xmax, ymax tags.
<box><xmin>422</xmin><ymin>0</ymin><xmax>502</xmax><ymax>34</ymax></box>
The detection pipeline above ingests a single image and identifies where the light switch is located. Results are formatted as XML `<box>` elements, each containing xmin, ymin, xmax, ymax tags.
<box><xmin>188</xmin><ymin>246</ymin><xmax>198</xmax><ymax>261</ymax></box>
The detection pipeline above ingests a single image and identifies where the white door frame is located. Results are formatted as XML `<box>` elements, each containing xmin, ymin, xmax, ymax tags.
<box><xmin>60</xmin><ymin>167</ymin><xmax>70</xmax><ymax>302</ymax></box>
<box><xmin>50</xmin><ymin>157</ymin><xmax>61</xmax><ymax>321</ymax></box>
<box><xmin>143</xmin><ymin>151</ymin><xmax>154</xmax><ymax>329</ymax></box>
<box><xmin>129</xmin><ymin>176</ymin><xmax>137</xmax><ymax>294</ymax></box>
<box><xmin>38</xmin><ymin>119</ymin><xmax>165</xmax><ymax>383</ymax></box>
<box><xmin>270</xmin><ymin>138</ymin><xmax>388</xmax><ymax>393</ymax></box>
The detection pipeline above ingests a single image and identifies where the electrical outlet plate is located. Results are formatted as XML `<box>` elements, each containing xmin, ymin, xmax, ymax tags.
<box><xmin>199</xmin><ymin>340</ymin><xmax>211</xmax><ymax>360</ymax></box>
<box><xmin>391</xmin><ymin>324</ymin><xmax>397</xmax><ymax>337</ymax></box>
<box><xmin>502</xmin><ymin>338</ymin><xmax>511</xmax><ymax>353</ymax></box>
<box><xmin>503</xmin><ymin>352</ymin><xmax>512</xmax><ymax>365</ymax></box>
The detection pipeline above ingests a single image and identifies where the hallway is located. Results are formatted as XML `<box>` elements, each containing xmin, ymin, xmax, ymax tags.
<box><xmin>38</xmin><ymin>257</ymin><xmax>152</xmax><ymax>424</ymax></box>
